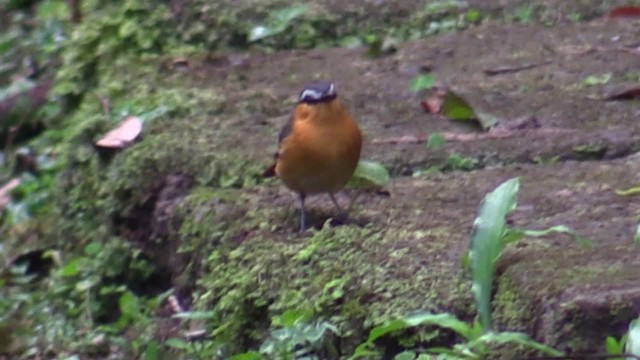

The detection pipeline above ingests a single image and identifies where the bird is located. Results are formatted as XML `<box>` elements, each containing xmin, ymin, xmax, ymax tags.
<box><xmin>264</xmin><ymin>82</ymin><xmax>363</xmax><ymax>232</ymax></box>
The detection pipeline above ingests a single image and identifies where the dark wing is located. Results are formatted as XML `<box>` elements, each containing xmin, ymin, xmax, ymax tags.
<box><xmin>264</xmin><ymin>115</ymin><xmax>294</xmax><ymax>178</ymax></box>
<box><xmin>278</xmin><ymin>115</ymin><xmax>294</xmax><ymax>144</ymax></box>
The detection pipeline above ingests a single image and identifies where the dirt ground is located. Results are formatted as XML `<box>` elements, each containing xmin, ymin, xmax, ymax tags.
<box><xmin>139</xmin><ymin>11</ymin><xmax>640</xmax><ymax>355</ymax></box>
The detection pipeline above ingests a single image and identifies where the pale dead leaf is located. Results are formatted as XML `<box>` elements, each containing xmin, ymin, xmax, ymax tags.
<box><xmin>96</xmin><ymin>116</ymin><xmax>143</xmax><ymax>149</ymax></box>
<box><xmin>0</xmin><ymin>178</ymin><xmax>20</xmax><ymax>209</ymax></box>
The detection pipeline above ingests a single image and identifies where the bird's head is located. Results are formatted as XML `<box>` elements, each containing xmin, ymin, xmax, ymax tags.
<box><xmin>298</xmin><ymin>82</ymin><xmax>337</xmax><ymax>104</ymax></box>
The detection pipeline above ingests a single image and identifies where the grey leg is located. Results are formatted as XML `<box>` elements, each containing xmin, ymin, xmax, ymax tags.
<box><xmin>298</xmin><ymin>193</ymin><xmax>307</xmax><ymax>233</ymax></box>
<box><xmin>329</xmin><ymin>193</ymin><xmax>344</xmax><ymax>215</ymax></box>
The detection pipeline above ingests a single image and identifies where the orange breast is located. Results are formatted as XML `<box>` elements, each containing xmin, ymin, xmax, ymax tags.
<box><xmin>276</xmin><ymin>100</ymin><xmax>362</xmax><ymax>195</ymax></box>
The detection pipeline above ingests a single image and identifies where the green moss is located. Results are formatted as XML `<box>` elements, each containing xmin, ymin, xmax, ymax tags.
<box><xmin>492</xmin><ymin>275</ymin><xmax>535</xmax><ymax>332</ymax></box>
<box><xmin>187</xmin><ymin>220</ymin><xmax>473</xmax><ymax>353</ymax></box>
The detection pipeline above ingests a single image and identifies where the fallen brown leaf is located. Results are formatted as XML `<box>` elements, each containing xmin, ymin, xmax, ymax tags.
<box><xmin>483</xmin><ymin>60</ymin><xmax>551</xmax><ymax>76</ymax></box>
<box><xmin>96</xmin><ymin>116</ymin><xmax>143</xmax><ymax>149</ymax></box>
<box><xmin>607</xmin><ymin>6</ymin><xmax>640</xmax><ymax>19</ymax></box>
<box><xmin>0</xmin><ymin>178</ymin><xmax>20</xmax><ymax>209</ymax></box>
<box><xmin>420</xmin><ymin>87</ymin><xmax>447</xmax><ymax>114</ymax></box>
<box><xmin>421</xmin><ymin>97</ymin><xmax>443</xmax><ymax>114</ymax></box>
<box><xmin>603</xmin><ymin>84</ymin><xmax>640</xmax><ymax>101</ymax></box>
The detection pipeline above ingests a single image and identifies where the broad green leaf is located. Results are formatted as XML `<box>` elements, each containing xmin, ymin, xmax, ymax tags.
<box><xmin>469</xmin><ymin>177</ymin><xmax>520</xmax><ymax>331</ymax></box>
<box><xmin>248</xmin><ymin>5</ymin><xmax>307</xmax><ymax>41</ymax></box>
<box><xmin>626</xmin><ymin>317</ymin><xmax>640</xmax><ymax>357</ymax></box>
<box><xmin>394</xmin><ymin>351</ymin><xmax>416</xmax><ymax>360</ymax></box>
<box><xmin>272</xmin><ymin>4</ymin><xmax>308</xmax><ymax>25</ymax></box>
<box><xmin>368</xmin><ymin>312</ymin><xmax>471</xmax><ymax>343</ymax></box>
<box><xmin>635</xmin><ymin>222</ymin><xmax>640</xmax><ymax>247</ymax></box>
<box><xmin>273</xmin><ymin>309</ymin><xmax>313</xmax><ymax>327</ymax></box>
<box><xmin>584</xmin><ymin>73</ymin><xmax>611</xmax><ymax>86</ymax></box>
<box><xmin>143</xmin><ymin>341</ymin><xmax>159</xmax><ymax>360</ymax></box>
<box><xmin>475</xmin><ymin>111</ymin><xmax>499</xmax><ymax>130</ymax></box>
<box><xmin>348</xmin><ymin>160</ymin><xmax>390</xmax><ymax>189</ymax></box>
<box><xmin>232</xmin><ymin>352</ymin><xmax>263</xmax><ymax>360</ymax></box>
<box><xmin>442</xmin><ymin>91</ymin><xmax>497</xmax><ymax>130</ymax></box>
<box><xmin>60</xmin><ymin>258</ymin><xmax>81</xmax><ymax>277</ymax></box>
<box><xmin>469</xmin><ymin>331</ymin><xmax>563</xmax><ymax>356</ymax></box>
<box><xmin>119</xmin><ymin>291</ymin><xmax>141</xmax><ymax>317</ymax></box>
<box><xmin>442</xmin><ymin>91</ymin><xmax>475</xmax><ymax>120</ymax></box>
<box><xmin>165</xmin><ymin>337</ymin><xmax>190</xmax><ymax>350</ymax></box>
<box><xmin>410</xmin><ymin>74</ymin><xmax>436</xmax><ymax>92</ymax></box>
<box><xmin>616</xmin><ymin>186</ymin><xmax>640</xmax><ymax>196</ymax></box>
<box><xmin>605</xmin><ymin>335</ymin><xmax>626</xmax><ymax>355</ymax></box>
<box><xmin>84</xmin><ymin>242</ymin><xmax>102</xmax><ymax>256</ymax></box>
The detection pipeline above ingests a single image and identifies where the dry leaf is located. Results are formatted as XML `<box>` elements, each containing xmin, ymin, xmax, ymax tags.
<box><xmin>0</xmin><ymin>178</ymin><xmax>20</xmax><ymax>209</ymax></box>
<box><xmin>96</xmin><ymin>116</ymin><xmax>143</xmax><ymax>149</ymax></box>
<box><xmin>421</xmin><ymin>87</ymin><xmax>447</xmax><ymax>114</ymax></box>
<box><xmin>603</xmin><ymin>85</ymin><xmax>640</xmax><ymax>101</ymax></box>
<box><xmin>607</xmin><ymin>6</ymin><xmax>640</xmax><ymax>19</ymax></box>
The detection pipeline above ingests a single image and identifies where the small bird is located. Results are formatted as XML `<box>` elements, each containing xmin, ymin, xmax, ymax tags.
<box><xmin>264</xmin><ymin>82</ymin><xmax>363</xmax><ymax>232</ymax></box>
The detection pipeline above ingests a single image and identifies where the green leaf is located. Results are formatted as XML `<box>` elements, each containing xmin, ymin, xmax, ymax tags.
<box><xmin>165</xmin><ymin>337</ymin><xmax>190</xmax><ymax>350</ymax></box>
<box><xmin>615</xmin><ymin>186</ymin><xmax>640</xmax><ymax>196</ymax></box>
<box><xmin>469</xmin><ymin>331</ymin><xmax>563</xmax><ymax>356</ymax></box>
<box><xmin>75</xmin><ymin>278</ymin><xmax>96</xmax><ymax>291</ymax></box>
<box><xmin>469</xmin><ymin>177</ymin><xmax>520</xmax><ymax>331</ymax></box>
<box><xmin>232</xmin><ymin>352</ymin><xmax>263</xmax><ymax>360</ymax></box>
<box><xmin>248</xmin><ymin>5</ymin><xmax>308</xmax><ymax>42</ymax></box>
<box><xmin>144</xmin><ymin>341</ymin><xmax>159</xmax><ymax>360</ymax></box>
<box><xmin>475</xmin><ymin>111</ymin><xmax>499</xmax><ymax>130</ymax></box>
<box><xmin>394</xmin><ymin>351</ymin><xmax>416</xmax><ymax>360</ymax></box>
<box><xmin>583</xmin><ymin>73</ymin><xmax>611</xmax><ymax>86</ymax></box>
<box><xmin>442</xmin><ymin>91</ymin><xmax>475</xmax><ymax>120</ymax></box>
<box><xmin>273</xmin><ymin>309</ymin><xmax>313</xmax><ymax>327</ymax></box>
<box><xmin>442</xmin><ymin>91</ymin><xmax>498</xmax><ymax>130</ymax></box>
<box><xmin>367</xmin><ymin>312</ymin><xmax>471</xmax><ymax>343</ymax></box>
<box><xmin>465</xmin><ymin>9</ymin><xmax>482</xmax><ymax>23</ymax></box>
<box><xmin>427</xmin><ymin>133</ymin><xmax>445</xmax><ymax>149</ymax></box>
<box><xmin>626</xmin><ymin>317</ymin><xmax>640</xmax><ymax>357</ymax></box>
<box><xmin>119</xmin><ymin>291</ymin><xmax>141</xmax><ymax>317</ymax></box>
<box><xmin>119</xmin><ymin>19</ymin><xmax>138</xmax><ymax>38</ymax></box>
<box><xmin>272</xmin><ymin>4</ymin><xmax>308</xmax><ymax>25</ymax></box>
<box><xmin>410</xmin><ymin>74</ymin><xmax>436</xmax><ymax>92</ymax></box>
<box><xmin>348</xmin><ymin>160</ymin><xmax>390</xmax><ymax>189</ymax></box>
<box><xmin>605</xmin><ymin>335</ymin><xmax>626</xmax><ymax>355</ymax></box>
<box><xmin>84</xmin><ymin>242</ymin><xmax>102</xmax><ymax>256</ymax></box>
<box><xmin>60</xmin><ymin>258</ymin><xmax>81</xmax><ymax>277</ymax></box>
<box><xmin>635</xmin><ymin>221</ymin><xmax>640</xmax><ymax>247</ymax></box>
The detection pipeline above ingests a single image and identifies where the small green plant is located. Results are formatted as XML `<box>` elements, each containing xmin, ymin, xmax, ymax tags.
<box><xmin>514</xmin><ymin>5</ymin><xmax>534</xmax><ymax>23</ymax></box>
<box><xmin>410</xmin><ymin>74</ymin><xmax>436</xmax><ymax>92</ymax></box>
<box><xmin>605</xmin><ymin>333</ymin><xmax>627</xmax><ymax>359</ymax></box>
<box><xmin>248</xmin><ymin>5</ymin><xmax>308</xmax><ymax>42</ymax></box>
<box><xmin>230</xmin><ymin>309</ymin><xmax>339</xmax><ymax>360</ymax></box>
<box><xmin>583</xmin><ymin>73</ymin><xmax>612</xmax><ymax>87</ymax></box>
<box><xmin>427</xmin><ymin>132</ymin><xmax>445</xmax><ymax>149</ymax></box>
<box><xmin>350</xmin><ymin>178</ymin><xmax>565</xmax><ymax>359</ymax></box>
<box><xmin>443</xmin><ymin>153</ymin><xmax>479</xmax><ymax>171</ymax></box>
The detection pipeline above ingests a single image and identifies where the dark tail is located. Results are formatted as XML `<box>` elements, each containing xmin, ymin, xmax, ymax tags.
<box><xmin>263</xmin><ymin>163</ymin><xmax>277</xmax><ymax>177</ymax></box>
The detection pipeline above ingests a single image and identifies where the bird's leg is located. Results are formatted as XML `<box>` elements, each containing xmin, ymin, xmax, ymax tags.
<box><xmin>329</xmin><ymin>193</ymin><xmax>347</xmax><ymax>220</ymax></box>
<box><xmin>298</xmin><ymin>193</ymin><xmax>307</xmax><ymax>233</ymax></box>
